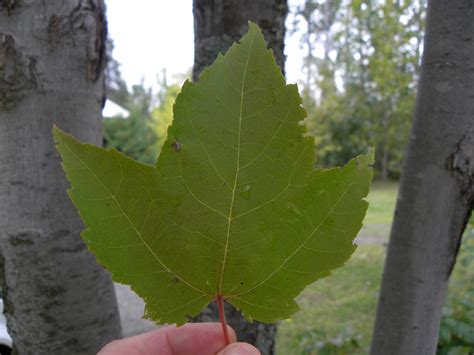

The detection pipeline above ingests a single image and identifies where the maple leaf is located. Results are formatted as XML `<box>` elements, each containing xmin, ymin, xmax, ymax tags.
<box><xmin>53</xmin><ymin>22</ymin><xmax>372</xmax><ymax>327</ymax></box>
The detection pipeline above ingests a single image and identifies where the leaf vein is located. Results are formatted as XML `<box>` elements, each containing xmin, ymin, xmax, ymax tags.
<box><xmin>176</xmin><ymin>155</ymin><xmax>228</xmax><ymax>220</ymax></box>
<box><xmin>231</xmin><ymin>171</ymin><xmax>360</xmax><ymax>297</ymax></box>
<box><xmin>184</xmin><ymin>101</ymin><xmax>232</xmax><ymax>191</ymax></box>
<box><xmin>59</xmin><ymin>140</ymin><xmax>209</xmax><ymax>296</ymax></box>
<box><xmin>218</xmin><ymin>29</ymin><xmax>257</xmax><ymax>295</ymax></box>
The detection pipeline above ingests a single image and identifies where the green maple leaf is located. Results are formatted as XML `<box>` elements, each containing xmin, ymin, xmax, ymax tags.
<box><xmin>53</xmin><ymin>23</ymin><xmax>373</xmax><ymax>325</ymax></box>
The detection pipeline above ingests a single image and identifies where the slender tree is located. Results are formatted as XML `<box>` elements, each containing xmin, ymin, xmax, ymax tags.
<box><xmin>192</xmin><ymin>1</ymin><xmax>287</xmax><ymax>353</ymax></box>
<box><xmin>0</xmin><ymin>1</ymin><xmax>121</xmax><ymax>353</ymax></box>
<box><xmin>371</xmin><ymin>1</ymin><xmax>473</xmax><ymax>353</ymax></box>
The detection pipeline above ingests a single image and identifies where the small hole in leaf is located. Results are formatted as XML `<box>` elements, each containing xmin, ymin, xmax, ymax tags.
<box><xmin>171</xmin><ymin>277</ymin><xmax>179</xmax><ymax>283</ymax></box>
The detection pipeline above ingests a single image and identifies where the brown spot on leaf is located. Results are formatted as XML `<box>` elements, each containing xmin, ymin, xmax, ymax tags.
<box><xmin>171</xmin><ymin>139</ymin><xmax>182</xmax><ymax>152</ymax></box>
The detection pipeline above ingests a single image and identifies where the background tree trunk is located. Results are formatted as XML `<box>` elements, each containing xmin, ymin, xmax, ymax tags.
<box><xmin>192</xmin><ymin>1</ymin><xmax>287</xmax><ymax>353</ymax></box>
<box><xmin>370</xmin><ymin>1</ymin><xmax>473</xmax><ymax>354</ymax></box>
<box><xmin>0</xmin><ymin>1</ymin><xmax>121</xmax><ymax>353</ymax></box>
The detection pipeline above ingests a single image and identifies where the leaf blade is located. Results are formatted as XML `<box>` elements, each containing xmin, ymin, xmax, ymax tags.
<box><xmin>53</xmin><ymin>127</ymin><xmax>213</xmax><ymax>324</ymax></box>
<box><xmin>227</xmin><ymin>153</ymin><xmax>373</xmax><ymax>322</ymax></box>
<box><xmin>54</xmin><ymin>22</ymin><xmax>373</xmax><ymax>325</ymax></box>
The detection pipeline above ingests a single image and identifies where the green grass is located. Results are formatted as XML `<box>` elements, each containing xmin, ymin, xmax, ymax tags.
<box><xmin>275</xmin><ymin>181</ymin><xmax>474</xmax><ymax>354</ymax></box>
<box><xmin>357</xmin><ymin>181</ymin><xmax>398</xmax><ymax>244</ymax></box>
<box><xmin>364</xmin><ymin>181</ymin><xmax>398</xmax><ymax>225</ymax></box>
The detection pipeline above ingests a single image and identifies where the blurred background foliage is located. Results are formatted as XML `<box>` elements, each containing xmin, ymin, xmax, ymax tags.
<box><xmin>103</xmin><ymin>82</ymin><xmax>158</xmax><ymax>165</ymax></box>
<box><xmin>291</xmin><ymin>0</ymin><xmax>425</xmax><ymax>179</ymax></box>
<box><xmin>103</xmin><ymin>40</ymin><xmax>186</xmax><ymax>165</ymax></box>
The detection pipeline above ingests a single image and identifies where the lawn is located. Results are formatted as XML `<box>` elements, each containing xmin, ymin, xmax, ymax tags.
<box><xmin>275</xmin><ymin>181</ymin><xmax>474</xmax><ymax>354</ymax></box>
<box><xmin>363</xmin><ymin>181</ymin><xmax>399</xmax><ymax>225</ymax></box>
<box><xmin>356</xmin><ymin>181</ymin><xmax>398</xmax><ymax>245</ymax></box>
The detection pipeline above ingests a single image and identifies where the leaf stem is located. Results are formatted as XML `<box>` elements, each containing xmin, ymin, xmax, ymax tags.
<box><xmin>216</xmin><ymin>295</ymin><xmax>231</xmax><ymax>345</ymax></box>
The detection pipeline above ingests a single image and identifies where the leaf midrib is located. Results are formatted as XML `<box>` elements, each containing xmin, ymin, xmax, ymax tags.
<box><xmin>218</xmin><ymin>30</ymin><xmax>256</xmax><ymax>295</ymax></box>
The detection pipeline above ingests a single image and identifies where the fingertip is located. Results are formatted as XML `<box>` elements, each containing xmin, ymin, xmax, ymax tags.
<box><xmin>217</xmin><ymin>342</ymin><xmax>261</xmax><ymax>355</ymax></box>
<box><xmin>166</xmin><ymin>322</ymin><xmax>235</xmax><ymax>354</ymax></box>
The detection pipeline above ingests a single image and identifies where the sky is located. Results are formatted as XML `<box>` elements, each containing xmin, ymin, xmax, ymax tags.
<box><xmin>106</xmin><ymin>0</ymin><xmax>305</xmax><ymax>91</ymax></box>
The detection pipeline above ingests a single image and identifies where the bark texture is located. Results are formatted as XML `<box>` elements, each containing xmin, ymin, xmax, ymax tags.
<box><xmin>370</xmin><ymin>1</ymin><xmax>474</xmax><ymax>354</ymax></box>
<box><xmin>0</xmin><ymin>1</ymin><xmax>121</xmax><ymax>354</ymax></box>
<box><xmin>192</xmin><ymin>1</ymin><xmax>287</xmax><ymax>353</ymax></box>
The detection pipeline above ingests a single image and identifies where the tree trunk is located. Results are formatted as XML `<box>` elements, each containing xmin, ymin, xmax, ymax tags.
<box><xmin>0</xmin><ymin>1</ymin><xmax>121</xmax><ymax>354</ymax></box>
<box><xmin>370</xmin><ymin>1</ymin><xmax>473</xmax><ymax>354</ymax></box>
<box><xmin>192</xmin><ymin>1</ymin><xmax>287</xmax><ymax>353</ymax></box>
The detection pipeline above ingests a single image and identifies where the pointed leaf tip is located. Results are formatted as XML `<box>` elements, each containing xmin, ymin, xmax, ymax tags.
<box><xmin>52</xmin><ymin>124</ymin><xmax>61</xmax><ymax>140</ymax></box>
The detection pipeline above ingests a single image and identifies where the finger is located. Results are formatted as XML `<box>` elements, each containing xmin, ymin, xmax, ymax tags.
<box><xmin>164</xmin><ymin>322</ymin><xmax>236</xmax><ymax>354</ymax></box>
<box><xmin>98</xmin><ymin>322</ymin><xmax>236</xmax><ymax>355</ymax></box>
<box><xmin>217</xmin><ymin>342</ymin><xmax>261</xmax><ymax>355</ymax></box>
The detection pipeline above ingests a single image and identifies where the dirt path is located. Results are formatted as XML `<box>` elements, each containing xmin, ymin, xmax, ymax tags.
<box><xmin>355</xmin><ymin>224</ymin><xmax>390</xmax><ymax>245</ymax></box>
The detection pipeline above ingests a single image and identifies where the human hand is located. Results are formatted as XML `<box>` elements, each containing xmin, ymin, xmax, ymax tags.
<box><xmin>98</xmin><ymin>322</ymin><xmax>260</xmax><ymax>355</ymax></box>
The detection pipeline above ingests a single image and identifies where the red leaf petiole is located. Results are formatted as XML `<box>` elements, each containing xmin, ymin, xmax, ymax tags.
<box><xmin>216</xmin><ymin>294</ymin><xmax>231</xmax><ymax>345</ymax></box>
